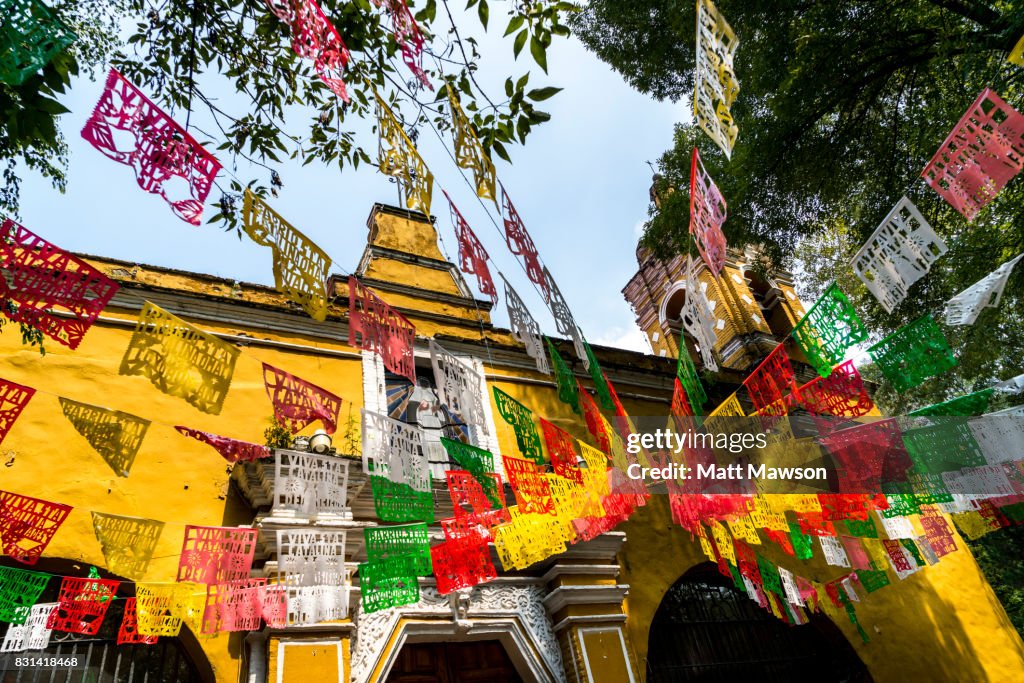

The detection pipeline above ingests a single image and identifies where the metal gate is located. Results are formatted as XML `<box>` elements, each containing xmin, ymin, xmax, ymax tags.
<box><xmin>646</xmin><ymin>564</ymin><xmax>872</xmax><ymax>683</ymax></box>
<box><xmin>0</xmin><ymin>599</ymin><xmax>204</xmax><ymax>683</ymax></box>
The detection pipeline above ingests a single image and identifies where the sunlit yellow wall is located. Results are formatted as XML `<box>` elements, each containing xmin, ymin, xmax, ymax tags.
<box><xmin>269</xmin><ymin>634</ymin><xmax>349</xmax><ymax>683</ymax></box>
<box><xmin>619</xmin><ymin>496</ymin><xmax>1024</xmax><ymax>682</ymax></box>
<box><xmin>5</xmin><ymin>206</ymin><xmax>1023</xmax><ymax>683</ymax></box>
<box><xmin>0</xmin><ymin>260</ymin><xmax>366</xmax><ymax>681</ymax></box>
<box><xmin>622</xmin><ymin>248</ymin><xmax>805</xmax><ymax>372</ymax></box>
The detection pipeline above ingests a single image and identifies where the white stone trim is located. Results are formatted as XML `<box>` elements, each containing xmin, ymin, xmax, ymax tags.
<box><xmin>539</xmin><ymin>564</ymin><xmax>620</xmax><ymax>584</ymax></box>
<box><xmin>361</xmin><ymin>351</ymin><xmax>389</xmax><ymax>417</ymax></box>
<box><xmin>552</xmin><ymin>613</ymin><xmax>628</xmax><ymax>634</ymax></box>
<box><xmin>657</xmin><ymin>279</ymin><xmax>689</xmax><ymax>327</ymax></box>
<box><xmin>542</xmin><ymin>585</ymin><xmax>629</xmax><ymax>614</ymax></box>
<box><xmin>350</xmin><ymin>584</ymin><xmax>565</xmax><ymax>682</ymax></box>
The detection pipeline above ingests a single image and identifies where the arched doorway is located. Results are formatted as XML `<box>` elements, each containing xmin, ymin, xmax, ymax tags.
<box><xmin>647</xmin><ymin>563</ymin><xmax>872</xmax><ymax>683</ymax></box>
<box><xmin>386</xmin><ymin>640</ymin><xmax>523</xmax><ymax>683</ymax></box>
<box><xmin>0</xmin><ymin>559</ymin><xmax>212</xmax><ymax>682</ymax></box>
<box><xmin>659</xmin><ymin>281</ymin><xmax>711</xmax><ymax>371</ymax></box>
<box><xmin>0</xmin><ymin>597</ymin><xmax>209</xmax><ymax>682</ymax></box>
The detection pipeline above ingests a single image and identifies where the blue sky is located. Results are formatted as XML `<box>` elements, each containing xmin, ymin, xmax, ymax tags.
<box><xmin>15</xmin><ymin>8</ymin><xmax>685</xmax><ymax>353</ymax></box>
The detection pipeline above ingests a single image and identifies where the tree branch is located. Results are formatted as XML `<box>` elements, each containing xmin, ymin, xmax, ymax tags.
<box><xmin>439</xmin><ymin>0</ymin><xmax>499</xmax><ymax>112</ymax></box>
<box><xmin>923</xmin><ymin>0</ymin><xmax>1001</xmax><ymax>29</ymax></box>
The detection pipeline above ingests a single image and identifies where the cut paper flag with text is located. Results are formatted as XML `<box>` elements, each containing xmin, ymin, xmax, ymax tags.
<box><xmin>263</xmin><ymin>0</ymin><xmax>352</xmax><ymax>101</ymax></box>
<box><xmin>0</xmin><ymin>217</ymin><xmax>119</xmax><ymax>350</ymax></box>
<box><xmin>375</xmin><ymin>90</ymin><xmax>433</xmax><ymax>216</ymax></box>
<box><xmin>0</xmin><ymin>378</ymin><xmax>34</xmax><ymax>446</ymax></box>
<box><xmin>349</xmin><ymin>276</ymin><xmax>416</xmax><ymax>383</ymax></box>
<box><xmin>120</xmin><ymin>302</ymin><xmax>240</xmax><ymax>415</ymax></box>
<box><xmin>0</xmin><ymin>490</ymin><xmax>72</xmax><ymax>565</ymax></box>
<box><xmin>922</xmin><ymin>89</ymin><xmax>1024</xmax><ymax>222</ymax></box>
<box><xmin>175</xmin><ymin>426</ymin><xmax>271</xmax><ymax>463</ymax></box>
<box><xmin>81</xmin><ymin>69</ymin><xmax>221</xmax><ymax>225</ymax></box>
<box><xmin>852</xmin><ymin>197</ymin><xmax>946</xmax><ymax>314</ymax></box>
<box><xmin>91</xmin><ymin>512</ymin><xmax>165</xmax><ymax>581</ymax></box>
<box><xmin>59</xmin><ymin>398</ymin><xmax>150</xmax><ymax>477</ymax></box>
<box><xmin>262</xmin><ymin>362</ymin><xmax>342</xmax><ymax>435</ymax></box>
<box><xmin>243</xmin><ymin>190</ymin><xmax>331</xmax><ymax>322</ymax></box>
<box><xmin>446</xmin><ymin>191</ymin><xmax>497</xmax><ymax>303</ymax></box>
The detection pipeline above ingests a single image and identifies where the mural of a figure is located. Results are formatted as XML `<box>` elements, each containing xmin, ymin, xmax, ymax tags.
<box><xmin>386</xmin><ymin>369</ymin><xmax>468</xmax><ymax>477</ymax></box>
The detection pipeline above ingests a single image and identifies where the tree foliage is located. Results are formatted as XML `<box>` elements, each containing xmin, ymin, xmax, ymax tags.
<box><xmin>1</xmin><ymin>0</ymin><xmax>574</xmax><ymax>350</ymax></box>
<box><xmin>572</xmin><ymin>0</ymin><xmax>1024</xmax><ymax>405</ymax></box>
<box><xmin>1</xmin><ymin>0</ymin><xmax>123</xmax><ymax>217</ymax></box>
<box><xmin>966</xmin><ymin>524</ymin><xmax>1024</xmax><ymax>639</ymax></box>
<box><xmin>2</xmin><ymin>0</ymin><xmax>575</xmax><ymax>224</ymax></box>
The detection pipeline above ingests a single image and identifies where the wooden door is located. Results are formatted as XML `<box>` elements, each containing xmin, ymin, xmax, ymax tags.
<box><xmin>386</xmin><ymin>641</ymin><xmax>524</xmax><ymax>683</ymax></box>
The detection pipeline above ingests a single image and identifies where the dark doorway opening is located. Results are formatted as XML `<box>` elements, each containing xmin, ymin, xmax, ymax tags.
<box><xmin>647</xmin><ymin>563</ymin><xmax>872</xmax><ymax>683</ymax></box>
<box><xmin>386</xmin><ymin>640</ymin><xmax>524</xmax><ymax>683</ymax></box>
<box><xmin>0</xmin><ymin>597</ymin><xmax>206</xmax><ymax>683</ymax></box>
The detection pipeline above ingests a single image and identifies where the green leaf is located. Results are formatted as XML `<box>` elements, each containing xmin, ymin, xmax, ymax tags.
<box><xmin>529</xmin><ymin>35</ymin><xmax>548</xmax><ymax>72</ymax></box>
<box><xmin>505</xmin><ymin>77</ymin><xmax>514</xmax><ymax>98</ymax></box>
<box><xmin>516</xmin><ymin>115</ymin><xmax>530</xmax><ymax>143</ymax></box>
<box><xmin>492</xmin><ymin>140</ymin><xmax>511</xmax><ymax>163</ymax></box>
<box><xmin>516</xmin><ymin>72</ymin><xmax>530</xmax><ymax>90</ymax></box>
<box><xmin>513</xmin><ymin>29</ymin><xmax>528</xmax><ymax>58</ymax></box>
<box><xmin>477</xmin><ymin>0</ymin><xmax>489</xmax><ymax>29</ymax></box>
<box><xmin>527</xmin><ymin>86</ymin><xmax>561</xmax><ymax>101</ymax></box>
<box><xmin>414</xmin><ymin>0</ymin><xmax>437</xmax><ymax>23</ymax></box>
<box><xmin>504</xmin><ymin>15</ymin><xmax>525</xmax><ymax>37</ymax></box>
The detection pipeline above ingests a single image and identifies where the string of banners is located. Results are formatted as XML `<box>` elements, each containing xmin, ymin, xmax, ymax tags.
<box><xmin>647</xmin><ymin>30</ymin><xmax>1024</xmax><ymax>617</ymax></box>
<box><xmin>3</xmin><ymin>346</ymin><xmax>1023</xmax><ymax>642</ymax></box>
<box><xmin>7</xmin><ymin>0</ymin><xmax>605</xmax><ymax>395</ymax></box>
<box><xmin>3</xmin><ymin>0</ymin><xmax>1024</xmax><ymax>647</ymax></box>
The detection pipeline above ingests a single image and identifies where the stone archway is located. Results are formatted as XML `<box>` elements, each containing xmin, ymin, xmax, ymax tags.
<box><xmin>350</xmin><ymin>585</ymin><xmax>565</xmax><ymax>683</ymax></box>
<box><xmin>385</xmin><ymin>639</ymin><xmax>524</xmax><ymax>682</ymax></box>
<box><xmin>0</xmin><ymin>558</ymin><xmax>214</xmax><ymax>683</ymax></box>
<box><xmin>646</xmin><ymin>563</ymin><xmax>872</xmax><ymax>683</ymax></box>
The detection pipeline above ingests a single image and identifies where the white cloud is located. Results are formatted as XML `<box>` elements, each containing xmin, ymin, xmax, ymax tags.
<box><xmin>589</xmin><ymin>325</ymin><xmax>652</xmax><ymax>355</ymax></box>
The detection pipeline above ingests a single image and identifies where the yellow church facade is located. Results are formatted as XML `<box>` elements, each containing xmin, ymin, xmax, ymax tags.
<box><xmin>0</xmin><ymin>204</ymin><xmax>1022</xmax><ymax>682</ymax></box>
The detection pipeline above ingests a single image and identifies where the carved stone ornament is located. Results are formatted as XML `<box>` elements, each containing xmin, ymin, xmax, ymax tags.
<box><xmin>350</xmin><ymin>584</ymin><xmax>565</xmax><ymax>682</ymax></box>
